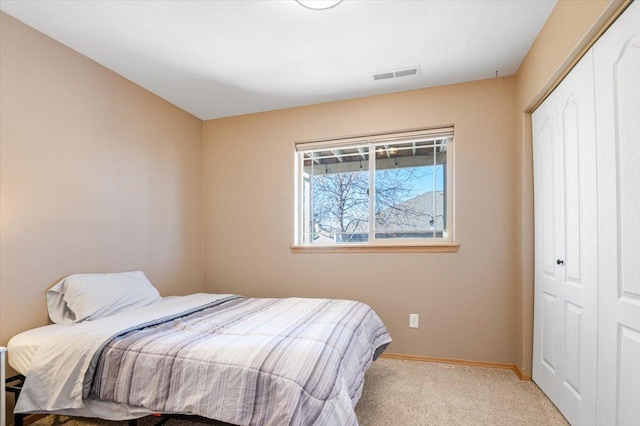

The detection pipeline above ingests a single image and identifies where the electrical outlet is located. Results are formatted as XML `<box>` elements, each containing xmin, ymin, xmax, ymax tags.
<box><xmin>409</xmin><ymin>314</ymin><xmax>419</xmax><ymax>328</ymax></box>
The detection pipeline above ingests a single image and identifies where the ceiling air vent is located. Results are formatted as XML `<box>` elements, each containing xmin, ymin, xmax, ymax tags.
<box><xmin>373</xmin><ymin>72</ymin><xmax>394</xmax><ymax>81</ymax></box>
<box><xmin>372</xmin><ymin>66</ymin><xmax>420</xmax><ymax>81</ymax></box>
<box><xmin>394</xmin><ymin>68</ymin><xmax>418</xmax><ymax>78</ymax></box>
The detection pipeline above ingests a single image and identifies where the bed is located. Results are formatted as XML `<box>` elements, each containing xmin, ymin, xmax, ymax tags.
<box><xmin>7</xmin><ymin>272</ymin><xmax>392</xmax><ymax>426</ymax></box>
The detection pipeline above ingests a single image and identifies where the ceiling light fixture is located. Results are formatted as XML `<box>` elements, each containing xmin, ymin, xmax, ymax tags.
<box><xmin>295</xmin><ymin>0</ymin><xmax>343</xmax><ymax>10</ymax></box>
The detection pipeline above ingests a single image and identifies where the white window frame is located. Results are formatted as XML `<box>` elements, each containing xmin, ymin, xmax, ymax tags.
<box><xmin>293</xmin><ymin>127</ymin><xmax>456</xmax><ymax>251</ymax></box>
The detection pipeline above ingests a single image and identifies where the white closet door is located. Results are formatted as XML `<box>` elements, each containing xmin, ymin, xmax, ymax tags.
<box><xmin>532</xmin><ymin>49</ymin><xmax>598</xmax><ymax>426</ymax></box>
<box><xmin>533</xmin><ymin>81</ymin><xmax>562</xmax><ymax>407</ymax></box>
<box><xmin>594</xmin><ymin>2</ymin><xmax>640</xmax><ymax>425</ymax></box>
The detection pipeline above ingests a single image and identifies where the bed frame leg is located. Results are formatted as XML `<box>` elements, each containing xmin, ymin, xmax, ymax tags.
<box><xmin>14</xmin><ymin>413</ymin><xmax>25</xmax><ymax>426</ymax></box>
<box><xmin>6</xmin><ymin>375</ymin><xmax>26</xmax><ymax>426</ymax></box>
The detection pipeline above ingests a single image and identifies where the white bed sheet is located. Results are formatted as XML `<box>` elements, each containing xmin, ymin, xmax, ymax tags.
<box><xmin>7</xmin><ymin>296</ymin><xmax>180</xmax><ymax>376</ymax></box>
<box><xmin>8</xmin><ymin>323</ymin><xmax>69</xmax><ymax>376</ymax></box>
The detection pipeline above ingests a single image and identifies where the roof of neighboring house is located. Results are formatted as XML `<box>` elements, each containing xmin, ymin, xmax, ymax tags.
<box><xmin>345</xmin><ymin>191</ymin><xmax>444</xmax><ymax>234</ymax></box>
<box><xmin>376</xmin><ymin>191</ymin><xmax>445</xmax><ymax>232</ymax></box>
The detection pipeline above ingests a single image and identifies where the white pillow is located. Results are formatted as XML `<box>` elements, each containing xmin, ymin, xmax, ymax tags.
<box><xmin>47</xmin><ymin>271</ymin><xmax>161</xmax><ymax>324</ymax></box>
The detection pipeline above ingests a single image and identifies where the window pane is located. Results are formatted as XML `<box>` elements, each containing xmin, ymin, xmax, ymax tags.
<box><xmin>374</xmin><ymin>139</ymin><xmax>447</xmax><ymax>239</ymax></box>
<box><xmin>296</xmin><ymin>130</ymin><xmax>452</xmax><ymax>245</ymax></box>
<box><xmin>302</xmin><ymin>149</ymin><xmax>369</xmax><ymax>243</ymax></box>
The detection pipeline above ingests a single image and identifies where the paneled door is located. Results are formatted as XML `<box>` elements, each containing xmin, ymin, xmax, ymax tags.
<box><xmin>594</xmin><ymin>2</ymin><xmax>640</xmax><ymax>425</ymax></box>
<box><xmin>532</xmin><ymin>48</ymin><xmax>598</xmax><ymax>425</ymax></box>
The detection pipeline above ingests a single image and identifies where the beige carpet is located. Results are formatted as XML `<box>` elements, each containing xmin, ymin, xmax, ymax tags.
<box><xmin>355</xmin><ymin>358</ymin><xmax>567</xmax><ymax>425</ymax></box>
<box><xmin>29</xmin><ymin>358</ymin><xmax>567</xmax><ymax>426</ymax></box>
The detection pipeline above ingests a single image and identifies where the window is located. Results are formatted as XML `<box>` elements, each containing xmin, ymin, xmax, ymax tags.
<box><xmin>294</xmin><ymin>128</ymin><xmax>454</xmax><ymax>248</ymax></box>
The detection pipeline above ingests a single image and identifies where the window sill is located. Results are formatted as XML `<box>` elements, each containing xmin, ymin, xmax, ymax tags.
<box><xmin>290</xmin><ymin>242</ymin><xmax>459</xmax><ymax>254</ymax></box>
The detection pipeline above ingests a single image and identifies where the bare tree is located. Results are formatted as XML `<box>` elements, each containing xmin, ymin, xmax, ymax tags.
<box><xmin>312</xmin><ymin>171</ymin><xmax>369</xmax><ymax>242</ymax></box>
<box><xmin>310</xmin><ymin>166</ymin><xmax>433</xmax><ymax>242</ymax></box>
<box><xmin>374</xmin><ymin>167</ymin><xmax>429</xmax><ymax>222</ymax></box>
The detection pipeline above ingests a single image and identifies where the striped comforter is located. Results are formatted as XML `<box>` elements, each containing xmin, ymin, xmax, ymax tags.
<box><xmin>90</xmin><ymin>297</ymin><xmax>391</xmax><ymax>425</ymax></box>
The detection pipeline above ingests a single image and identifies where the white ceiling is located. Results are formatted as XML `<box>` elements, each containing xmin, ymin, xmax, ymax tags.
<box><xmin>0</xmin><ymin>0</ymin><xmax>556</xmax><ymax>120</ymax></box>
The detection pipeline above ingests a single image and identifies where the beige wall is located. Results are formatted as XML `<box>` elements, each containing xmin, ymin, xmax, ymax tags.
<box><xmin>513</xmin><ymin>0</ymin><xmax>622</xmax><ymax>375</ymax></box>
<box><xmin>0</xmin><ymin>11</ymin><xmax>204</xmax><ymax>353</ymax></box>
<box><xmin>203</xmin><ymin>77</ymin><xmax>519</xmax><ymax>363</ymax></box>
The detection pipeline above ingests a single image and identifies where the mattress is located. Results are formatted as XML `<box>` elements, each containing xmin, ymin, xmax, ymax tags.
<box><xmin>7</xmin><ymin>323</ymin><xmax>68</xmax><ymax>375</ymax></box>
<box><xmin>7</xmin><ymin>296</ymin><xmax>181</xmax><ymax>376</ymax></box>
